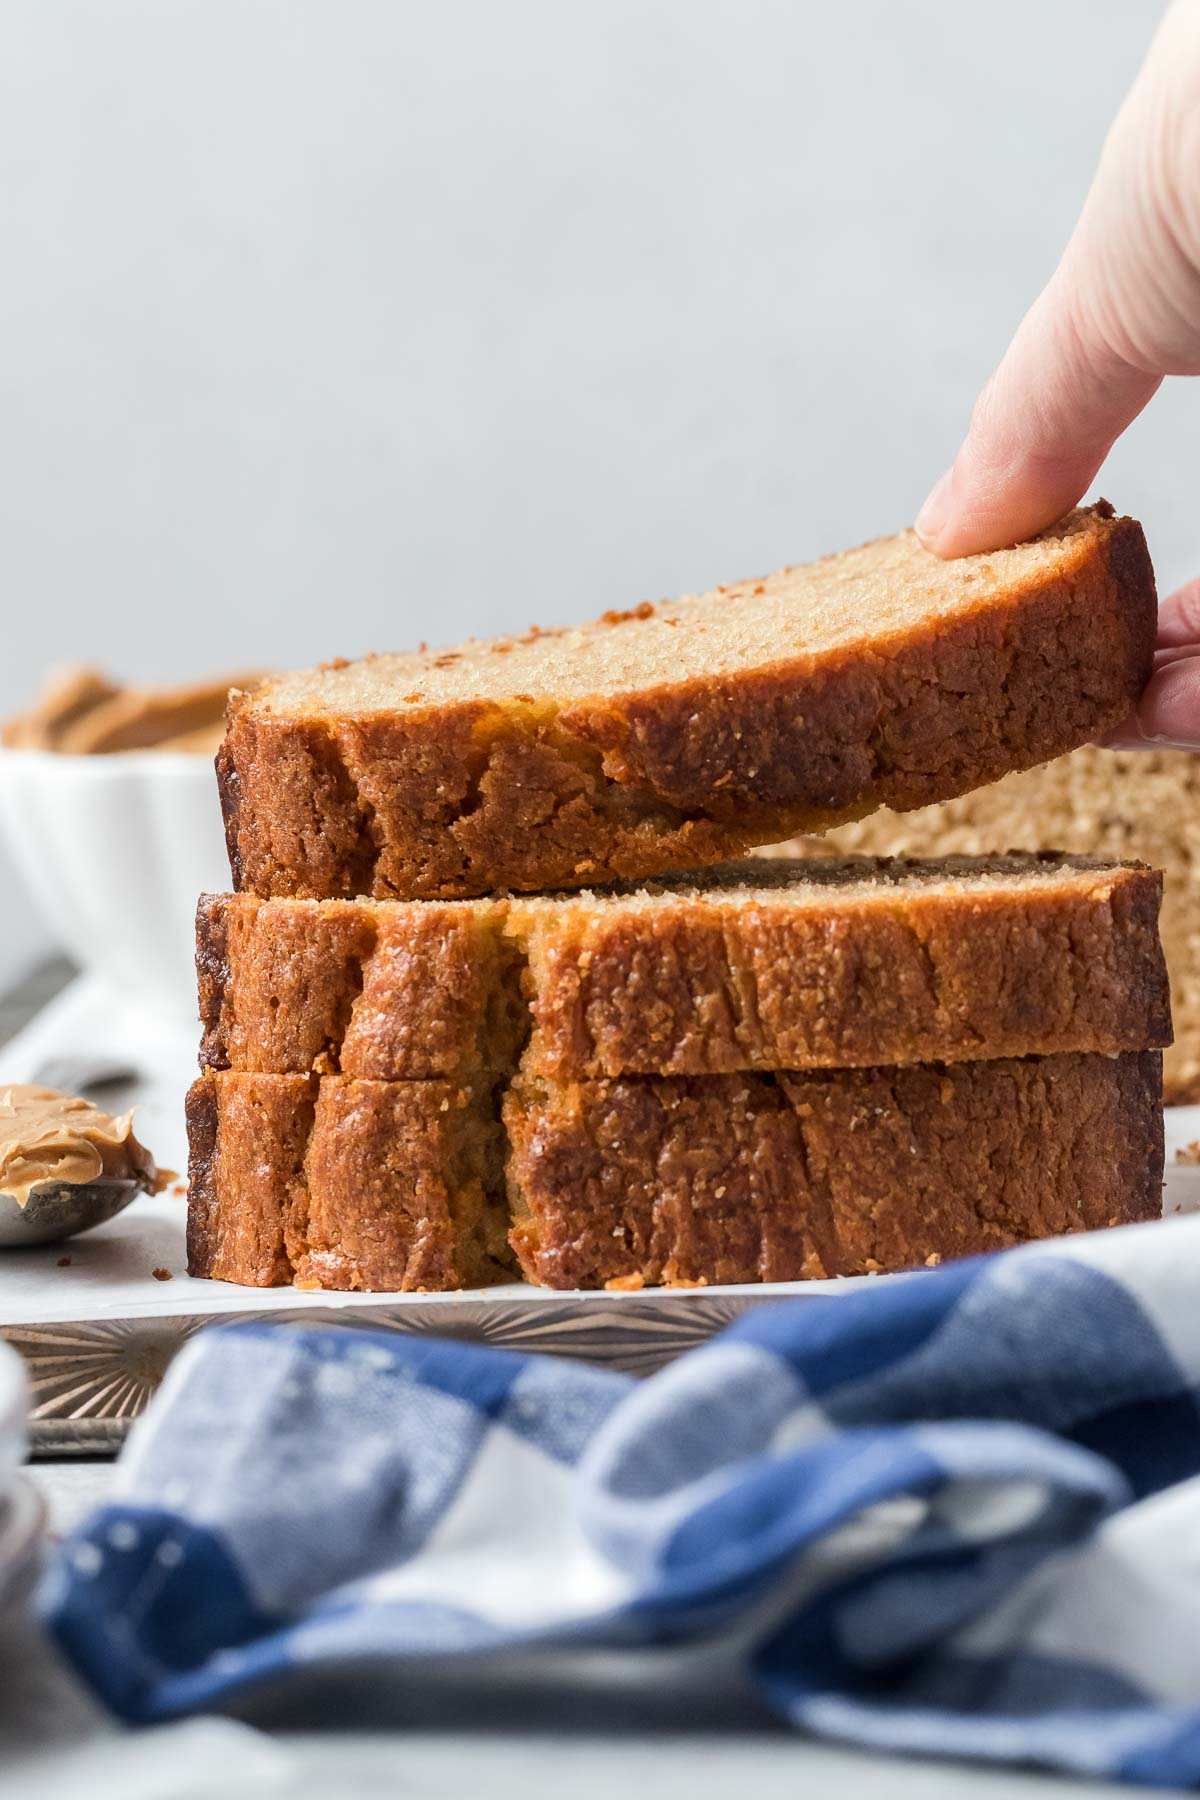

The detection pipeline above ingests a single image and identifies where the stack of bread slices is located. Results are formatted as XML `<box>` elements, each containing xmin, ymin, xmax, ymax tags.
<box><xmin>188</xmin><ymin>502</ymin><xmax>1171</xmax><ymax>1291</ymax></box>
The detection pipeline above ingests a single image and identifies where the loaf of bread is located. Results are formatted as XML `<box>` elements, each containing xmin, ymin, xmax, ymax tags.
<box><xmin>186</xmin><ymin>1072</ymin><xmax>511</xmax><ymax>1291</ymax></box>
<box><xmin>185</xmin><ymin>1050</ymin><xmax>1163</xmax><ymax>1291</ymax></box>
<box><xmin>197</xmin><ymin>854</ymin><xmax>1170</xmax><ymax>1083</ymax></box>
<box><xmin>217</xmin><ymin>505</ymin><xmax>1155</xmax><ymax>901</ymax></box>
<box><xmin>784</xmin><ymin>748</ymin><xmax>1200</xmax><ymax>1100</ymax></box>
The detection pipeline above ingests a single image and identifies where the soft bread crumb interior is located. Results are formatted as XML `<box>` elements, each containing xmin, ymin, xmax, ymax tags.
<box><xmin>261</xmin><ymin>512</ymin><xmax>1106</xmax><ymax>716</ymax></box>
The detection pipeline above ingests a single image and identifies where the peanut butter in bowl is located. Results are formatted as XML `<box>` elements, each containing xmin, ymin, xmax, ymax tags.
<box><xmin>2</xmin><ymin>664</ymin><xmax>262</xmax><ymax>756</ymax></box>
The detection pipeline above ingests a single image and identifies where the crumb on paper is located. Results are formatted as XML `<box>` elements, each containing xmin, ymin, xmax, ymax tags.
<box><xmin>1175</xmin><ymin>1141</ymin><xmax>1200</xmax><ymax>1166</ymax></box>
<box><xmin>665</xmin><ymin>1275</ymin><xmax>708</xmax><ymax>1289</ymax></box>
<box><xmin>605</xmin><ymin>1272</ymin><xmax>645</xmax><ymax>1292</ymax></box>
<box><xmin>151</xmin><ymin>1267</ymin><xmax>172</xmax><ymax>1282</ymax></box>
<box><xmin>293</xmin><ymin>1276</ymin><xmax>322</xmax><ymax>1292</ymax></box>
<box><xmin>925</xmin><ymin>1252</ymin><xmax>942</xmax><ymax>1268</ymax></box>
<box><xmin>56</xmin><ymin>1255</ymin><xmax>71</xmax><ymax>1268</ymax></box>
<box><xmin>171</xmin><ymin>1183</ymin><xmax>187</xmax><ymax>1198</ymax></box>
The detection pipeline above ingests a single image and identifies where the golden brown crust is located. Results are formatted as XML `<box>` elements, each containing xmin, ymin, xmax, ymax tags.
<box><xmin>218</xmin><ymin>509</ymin><xmax>1157</xmax><ymax>900</ymax></box>
<box><xmin>188</xmin><ymin>1054</ymin><xmax>1163</xmax><ymax>1294</ymax></box>
<box><xmin>518</xmin><ymin>860</ymin><xmax>1170</xmax><ymax>1077</ymax></box>
<box><xmin>196</xmin><ymin>893</ymin><xmax>526</xmax><ymax>1080</ymax></box>
<box><xmin>196</xmin><ymin>856</ymin><xmax>1171</xmax><ymax>1081</ymax></box>
<box><xmin>505</xmin><ymin>1053</ymin><xmax>1164</xmax><ymax>1289</ymax></box>
<box><xmin>185</xmin><ymin>1072</ymin><xmax>308</xmax><ymax>1287</ymax></box>
<box><xmin>185</xmin><ymin>1072</ymin><xmax>512</xmax><ymax>1291</ymax></box>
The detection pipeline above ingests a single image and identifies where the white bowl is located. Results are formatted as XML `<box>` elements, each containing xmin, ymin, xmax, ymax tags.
<box><xmin>0</xmin><ymin>748</ymin><xmax>230</xmax><ymax>1022</ymax></box>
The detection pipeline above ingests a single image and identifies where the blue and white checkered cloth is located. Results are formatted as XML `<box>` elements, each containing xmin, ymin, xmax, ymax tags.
<box><xmin>40</xmin><ymin>1212</ymin><xmax>1200</xmax><ymax>1786</ymax></box>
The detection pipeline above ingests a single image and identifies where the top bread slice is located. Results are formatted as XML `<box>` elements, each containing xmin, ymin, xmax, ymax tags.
<box><xmin>218</xmin><ymin>503</ymin><xmax>1156</xmax><ymax>900</ymax></box>
<box><xmin>197</xmin><ymin>852</ymin><xmax>1171</xmax><ymax>1084</ymax></box>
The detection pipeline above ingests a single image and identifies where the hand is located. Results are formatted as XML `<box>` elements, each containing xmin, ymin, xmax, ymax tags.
<box><xmin>914</xmin><ymin>1</ymin><xmax>1200</xmax><ymax>749</ymax></box>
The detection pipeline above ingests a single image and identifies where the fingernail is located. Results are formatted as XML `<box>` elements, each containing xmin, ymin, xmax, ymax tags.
<box><xmin>915</xmin><ymin>469</ymin><xmax>952</xmax><ymax>548</ymax></box>
<box><xmin>1103</xmin><ymin>715</ymin><xmax>1200</xmax><ymax>753</ymax></box>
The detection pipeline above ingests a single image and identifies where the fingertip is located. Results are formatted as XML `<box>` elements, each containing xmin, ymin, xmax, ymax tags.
<box><xmin>914</xmin><ymin>479</ymin><xmax>1094</xmax><ymax>560</ymax></box>
<box><xmin>913</xmin><ymin>461</ymin><xmax>1062</xmax><ymax>560</ymax></box>
<box><xmin>914</xmin><ymin>469</ymin><xmax>953</xmax><ymax>553</ymax></box>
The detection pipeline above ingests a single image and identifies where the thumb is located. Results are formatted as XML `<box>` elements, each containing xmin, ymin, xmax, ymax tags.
<box><xmin>1103</xmin><ymin>577</ymin><xmax>1200</xmax><ymax>750</ymax></box>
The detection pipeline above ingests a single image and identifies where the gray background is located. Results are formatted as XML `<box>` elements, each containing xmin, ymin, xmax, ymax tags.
<box><xmin>0</xmin><ymin>0</ymin><xmax>1193</xmax><ymax>982</ymax></box>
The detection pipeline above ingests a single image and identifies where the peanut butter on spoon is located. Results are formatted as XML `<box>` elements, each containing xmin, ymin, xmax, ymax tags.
<box><xmin>0</xmin><ymin>1084</ymin><xmax>173</xmax><ymax>1206</ymax></box>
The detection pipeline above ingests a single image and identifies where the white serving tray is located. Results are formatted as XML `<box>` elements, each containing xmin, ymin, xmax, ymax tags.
<box><xmin>1</xmin><ymin>976</ymin><xmax>1196</xmax><ymax>1452</ymax></box>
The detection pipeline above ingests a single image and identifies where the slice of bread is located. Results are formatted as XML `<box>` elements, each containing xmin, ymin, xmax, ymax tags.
<box><xmin>506</xmin><ymin>1053</ymin><xmax>1164</xmax><ymax>1289</ymax></box>
<box><xmin>218</xmin><ymin>503</ymin><xmax>1156</xmax><ymax>900</ymax></box>
<box><xmin>186</xmin><ymin>1071</ymin><xmax>512</xmax><ymax>1290</ymax></box>
<box><xmin>771</xmin><ymin>747</ymin><xmax>1200</xmax><ymax>1102</ymax></box>
<box><xmin>185</xmin><ymin>1049</ymin><xmax>1164</xmax><ymax>1292</ymax></box>
<box><xmin>197</xmin><ymin>854</ymin><xmax>1171</xmax><ymax>1084</ymax></box>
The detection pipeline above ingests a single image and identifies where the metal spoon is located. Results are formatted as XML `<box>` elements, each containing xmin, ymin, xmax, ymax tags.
<box><xmin>31</xmin><ymin>1057</ymin><xmax>139</xmax><ymax>1099</ymax></box>
<box><xmin>0</xmin><ymin>1177</ymin><xmax>141</xmax><ymax>1249</ymax></box>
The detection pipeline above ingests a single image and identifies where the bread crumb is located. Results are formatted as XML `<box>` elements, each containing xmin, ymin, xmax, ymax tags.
<box><xmin>601</xmin><ymin>601</ymin><xmax>655</xmax><ymax>625</ymax></box>
<box><xmin>151</xmin><ymin>1267</ymin><xmax>172</xmax><ymax>1282</ymax></box>
<box><xmin>605</xmin><ymin>1272</ymin><xmax>645</xmax><ymax>1292</ymax></box>
<box><xmin>294</xmin><ymin>1275</ymin><xmax>322</xmax><ymax>1291</ymax></box>
<box><xmin>1175</xmin><ymin>1140</ymin><xmax>1200</xmax><ymax>1165</ymax></box>
<box><xmin>939</xmin><ymin>1078</ymin><xmax>954</xmax><ymax>1104</ymax></box>
<box><xmin>171</xmin><ymin>1183</ymin><xmax>187</xmax><ymax>1198</ymax></box>
<box><xmin>924</xmin><ymin>1252</ymin><xmax>942</xmax><ymax>1267</ymax></box>
<box><xmin>56</xmin><ymin>1255</ymin><xmax>71</xmax><ymax>1267</ymax></box>
<box><xmin>665</xmin><ymin>1275</ymin><xmax>708</xmax><ymax>1289</ymax></box>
